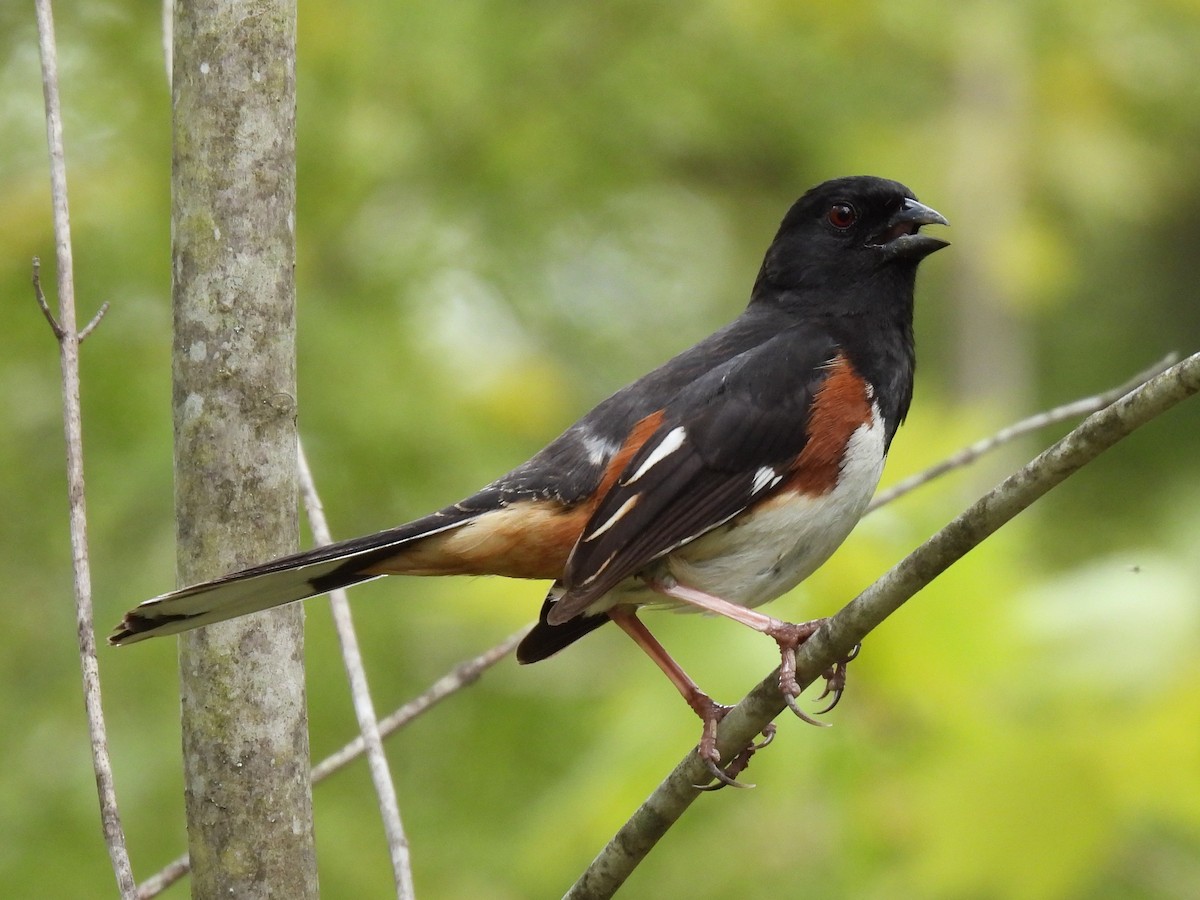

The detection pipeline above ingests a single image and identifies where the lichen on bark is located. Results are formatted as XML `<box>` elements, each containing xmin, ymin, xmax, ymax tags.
<box><xmin>171</xmin><ymin>0</ymin><xmax>318</xmax><ymax>896</ymax></box>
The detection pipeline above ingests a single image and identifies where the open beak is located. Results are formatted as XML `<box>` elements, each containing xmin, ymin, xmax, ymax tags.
<box><xmin>872</xmin><ymin>197</ymin><xmax>950</xmax><ymax>260</ymax></box>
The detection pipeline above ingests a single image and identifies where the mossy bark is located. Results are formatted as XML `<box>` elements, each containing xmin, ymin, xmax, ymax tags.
<box><xmin>171</xmin><ymin>0</ymin><xmax>318</xmax><ymax>896</ymax></box>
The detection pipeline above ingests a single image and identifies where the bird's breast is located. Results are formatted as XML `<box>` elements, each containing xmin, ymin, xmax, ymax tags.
<box><xmin>661</xmin><ymin>402</ymin><xmax>887</xmax><ymax>609</ymax></box>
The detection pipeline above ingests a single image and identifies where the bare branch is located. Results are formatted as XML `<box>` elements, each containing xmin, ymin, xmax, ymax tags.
<box><xmin>79</xmin><ymin>301</ymin><xmax>111</xmax><ymax>343</ymax></box>
<box><xmin>568</xmin><ymin>349</ymin><xmax>1200</xmax><ymax>898</ymax></box>
<box><xmin>312</xmin><ymin>626</ymin><xmax>529</xmax><ymax>782</ymax></box>
<box><xmin>33</xmin><ymin>0</ymin><xmax>135</xmax><ymax>895</ymax></box>
<box><xmin>161</xmin><ymin>0</ymin><xmax>173</xmax><ymax>88</ymax></box>
<box><xmin>869</xmin><ymin>353</ymin><xmax>1179</xmax><ymax>511</ymax></box>
<box><xmin>298</xmin><ymin>443</ymin><xmax>415</xmax><ymax>900</ymax></box>
<box><xmin>136</xmin><ymin>857</ymin><xmax>189</xmax><ymax>900</ymax></box>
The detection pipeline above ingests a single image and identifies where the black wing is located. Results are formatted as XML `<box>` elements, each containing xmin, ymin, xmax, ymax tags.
<box><xmin>547</xmin><ymin>327</ymin><xmax>841</xmax><ymax>624</ymax></box>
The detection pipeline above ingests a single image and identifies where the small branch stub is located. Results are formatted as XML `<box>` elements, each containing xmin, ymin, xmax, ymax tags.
<box><xmin>33</xmin><ymin>257</ymin><xmax>110</xmax><ymax>343</ymax></box>
<box><xmin>32</xmin><ymin>257</ymin><xmax>65</xmax><ymax>339</ymax></box>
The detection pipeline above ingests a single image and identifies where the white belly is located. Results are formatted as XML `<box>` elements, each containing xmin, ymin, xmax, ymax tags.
<box><xmin>641</xmin><ymin>408</ymin><xmax>886</xmax><ymax>610</ymax></box>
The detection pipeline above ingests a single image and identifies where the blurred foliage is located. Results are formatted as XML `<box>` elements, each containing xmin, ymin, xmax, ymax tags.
<box><xmin>3</xmin><ymin>0</ymin><xmax>1200</xmax><ymax>897</ymax></box>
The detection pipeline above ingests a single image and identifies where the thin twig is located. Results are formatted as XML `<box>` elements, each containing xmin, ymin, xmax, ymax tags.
<box><xmin>33</xmin><ymin>0</ymin><xmax>135</xmax><ymax>896</ymax></box>
<box><xmin>136</xmin><ymin>625</ymin><xmax>529</xmax><ymax>896</ymax></box>
<box><xmin>136</xmin><ymin>858</ymin><xmax>189</xmax><ymax>900</ymax></box>
<box><xmin>32</xmin><ymin>257</ymin><xmax>65</xmax><ymax>338</ymax></box>
<box><xmin>298</xmin><ymin>443</ymin><xmax>416</xmax><ymax>900</ymax></box>
<box><xmin>79</xmin><ymin>301</ymin><xmax>111</xmax><ymax>343</ymax></box>
<box><xmin>312</xmin><ymin>626</ymin><xmax>529</xmax><ymax>782</ymax></box>
<box><xmin>869</xmin><ymin>353</ymin><xmax>1179</xmax><ymax>511</ymax></box>
<box><xmin>566</xmin><ymin>349</ymin><xmax>1200</xmax><ymax>898</ymax></box>
<box><xmin>161</xmin><ymin>0</ymin><xmax>173</xmax><ymax>88</ymax></box>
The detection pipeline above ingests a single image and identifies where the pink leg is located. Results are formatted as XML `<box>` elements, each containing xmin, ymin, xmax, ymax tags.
<box><xmin>646</xmin><ymin>577</ymin><xmax>850</xmax><ymax>726</ymax></box>
<box><xmin>609</xmin><ymin>607</ymin><xmax>772</xmax><ymax>789</ymax></box>
<box><xmin>648</xmin><ymin>578</ymin><xmax>807</xmax><ymax>634</ymax></box>
<box><xmin>608</xmin><ymin>606</ymin><xmax>713</xmax><ymax>716</ymax></box>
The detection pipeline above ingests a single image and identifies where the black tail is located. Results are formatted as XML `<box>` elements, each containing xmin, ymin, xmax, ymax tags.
<box><xmin>109</xmin><ymin>509</ymin><xmax>474</xmax><ymax>645</ymax></box>
<box><xmin>515</xmin><ymin>584</ymin><xmax>610</xmax><ymax>663</ymax></box>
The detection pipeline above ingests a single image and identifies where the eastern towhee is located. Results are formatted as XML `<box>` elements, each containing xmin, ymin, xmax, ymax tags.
<box><xmin>112</xmin><ymin>175</ymin><xmax>949</xmax><ymax>787</ymax></box>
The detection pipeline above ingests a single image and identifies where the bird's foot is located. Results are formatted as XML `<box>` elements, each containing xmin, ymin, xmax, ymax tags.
<box><xmin>813</xmin><ymin>642</ymin><xmax>860</xmax><ymax>714</ymax></box>
<box><xmin>767</xmin><ymin>619</ymin><xmax>858</xmax><ymax>725</ymax></box>
<box><xmin>695</xmin><ymin>722</ymin><xmax>777</xmax><ymax>791</ymax></box>
<box><xmin>689</xmin><ymin>696</ymin><xmax>776</xmax><ymax>791</ymax></box>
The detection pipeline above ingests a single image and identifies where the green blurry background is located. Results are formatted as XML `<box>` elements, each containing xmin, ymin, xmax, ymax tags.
<box><xmin>4</xmin><ymin>1</ymin><xmax>1200</xmax><ymax>897</ymax></box>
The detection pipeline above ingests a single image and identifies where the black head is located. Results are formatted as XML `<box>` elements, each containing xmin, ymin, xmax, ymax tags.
<box><xmin>753</xmin><ymin>175</ymin><xmax>949</xmax><ymax>308</ymax></box>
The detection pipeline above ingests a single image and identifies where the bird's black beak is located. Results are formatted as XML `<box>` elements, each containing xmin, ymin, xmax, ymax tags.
<box><xmin>871</xmin><ymin>198</ymin><xmax>950</xmax><ymax>260</ymax></box>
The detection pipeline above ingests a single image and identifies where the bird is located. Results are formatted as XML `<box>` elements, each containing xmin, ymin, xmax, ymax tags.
<box><xmin>111</xmin><ymin>175</ymin><xmax>948</xmax><ymax>787</ymax></box>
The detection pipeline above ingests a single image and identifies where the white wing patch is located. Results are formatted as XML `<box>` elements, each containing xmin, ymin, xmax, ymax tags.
<box><xmin>624</xmin><ymin>425</ymin><xmax>687</xmax><ymax>484</ymax></box>
<box><xmin>579</xmin><ymin>429</ymin><xmax>622</xmax><ymax>466</ymax></box>
<box><xmin>583</xmin><ymin>495</ymin><xmax>641</xmax><ymax>542</ymax></box>
<box><xmin>752</xmin><ymin>466</ymin><xmax>782</xmax><ymax>494</ymax></box>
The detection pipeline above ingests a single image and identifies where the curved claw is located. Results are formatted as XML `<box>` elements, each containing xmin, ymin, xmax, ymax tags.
<box><xmin>812</xmin><ymin>644</ymin><xmax>858</xmax><ymax>713</ymax></box>
<box><xmin>813</xmin><ymin>666</ymin><xmax>846</xmax><ymax>706</ymax></box>
<box><xmin>784</xmin><ymin>691</ymin><xmax>832</xmax><ymax>727</ymax></box>
<box><xmin>814</xmin><ymin>675</ymin><xmax>837</xmax><ymax>701</ymax></box>
<box><xmin>753</xmin><ymin>723</ymin><xmax>777</xmax><ymax>751</ymax></box>
<box><xmin>695</xmin><ymin>757</ymin><xmax>755</xmax><ymax>791</ymax></box>
<box><xmin>813</xmin><ymin>685</ymin><xmax>844</xmax><ymax>716</ymax></box>
<box><xmin>694</xmin><ymin>724</ymin><xmax>776</xmax><ymax>790</ymax></box>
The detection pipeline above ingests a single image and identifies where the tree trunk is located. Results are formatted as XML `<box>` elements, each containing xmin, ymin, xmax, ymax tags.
<box><xmin>171</xmin><ymin>0</ymin><xmax>318</xmax><ymax>896</ymax></box>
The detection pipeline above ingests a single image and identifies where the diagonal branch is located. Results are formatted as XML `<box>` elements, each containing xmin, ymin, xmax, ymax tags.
<box><xmin>33</xmin><ymin>0</ymin><xmax>134</xmax><ymax>896</ymax></box>
<box><xmin>311</xmin><ymin>626</ymin><xmax>529</xmax><ymax>782</ymax></box>
<box><xmin>566</xmin><ymin>348</ymin><xmax>1200</xmax><ymax>899</ymax></box>
<box><xmin>869</xmin><ymin>353</ymin><xmax>1179</xmax><ymax>510</ymax></box>
<box><xmin>79</xmin><ymin>301</ymin><xmax>111</xmax><ymax>343</ymax></box>
<box><xmin>298</xmin><ymin>443</ymin><xmax>416</xmax><ymax>900</ymax></box>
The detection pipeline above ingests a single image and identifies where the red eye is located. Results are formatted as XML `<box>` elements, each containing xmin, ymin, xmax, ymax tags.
<box><xmin>827</xmin><ymin>203</ymin><xmax>857</xmax><ymax>230</ymax></box>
